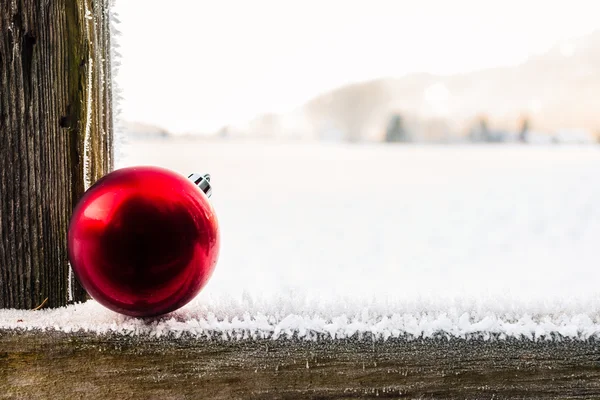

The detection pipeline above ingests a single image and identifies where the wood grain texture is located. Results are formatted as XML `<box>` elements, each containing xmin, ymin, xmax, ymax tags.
<box><xmin>1</xmin><ymin>331</ymin><xmax>600</xmax><ymax>399</ymax></box>
<box><xmin>0</xmin><ymin>0</ymin><xmax>113</xmax><ymax>309</ymax></box>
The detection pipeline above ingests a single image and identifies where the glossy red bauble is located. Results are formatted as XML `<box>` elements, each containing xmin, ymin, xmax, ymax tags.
<box><xmin>68</xmin><ymin>166</ymin><xmax>220</xmax><ymax>317</ymax></box>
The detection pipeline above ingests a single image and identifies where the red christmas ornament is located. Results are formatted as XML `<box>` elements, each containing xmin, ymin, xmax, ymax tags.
<box><xmin>68</xmin><ymin>166</ymin><xmax>220</xmax><ymax>317</ymax></box>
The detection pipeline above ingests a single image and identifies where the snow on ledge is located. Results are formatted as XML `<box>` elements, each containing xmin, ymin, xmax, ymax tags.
<box><xmin>2</xmin><ymin>298</ymin><xmax>600</xmax><ymax>341</ymax></box>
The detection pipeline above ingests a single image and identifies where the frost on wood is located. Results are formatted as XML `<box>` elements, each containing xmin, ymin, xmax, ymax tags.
<box><xmin>3</xmin><ymin>296</ymin><xmax>600</xmax><ymax>341</ymax></box>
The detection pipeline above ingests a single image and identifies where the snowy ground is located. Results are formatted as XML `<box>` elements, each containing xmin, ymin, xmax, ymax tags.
<box><xmin>3</xmin><ymin>141</ymin><xmax>600</xmax><ymax>339</ymax></box>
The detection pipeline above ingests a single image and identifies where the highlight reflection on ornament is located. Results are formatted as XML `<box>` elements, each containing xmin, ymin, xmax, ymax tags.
<box><xmin>68</xmin><ymin>166</ymin><xmax>220</xmax><ymax>317</ymax></box>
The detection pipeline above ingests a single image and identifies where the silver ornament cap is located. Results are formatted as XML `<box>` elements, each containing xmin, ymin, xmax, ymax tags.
<box><xmin>188</xmin><ymin>173</ymin><xmax>212</xmax><ymax>198</ymax></box>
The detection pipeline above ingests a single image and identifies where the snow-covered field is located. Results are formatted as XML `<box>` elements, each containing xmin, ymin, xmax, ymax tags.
<box><xmin>3</xmin><ymin>141</ymin><xmax>600</xmax><ymax>339</ymax></box>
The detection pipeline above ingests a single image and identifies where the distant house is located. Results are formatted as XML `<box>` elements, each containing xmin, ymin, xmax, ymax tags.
<box><xmin>553</xmin><ymin>129</ymin><xmax>596</xmax><ymax>144</ymax></box>
<box><xmin>521</xmin><ymin>130</ymin><xmax>555</xmax><ymax>144</ymax></box>
<box><xmin>319</xmin><ymin>123</ymin><xmax>346</xmax><ymax>142</ymax></box>
<box><xmin>520</xmin><ymin>128</ymin><xmax>595</xmax><ymax>144</ymax></box>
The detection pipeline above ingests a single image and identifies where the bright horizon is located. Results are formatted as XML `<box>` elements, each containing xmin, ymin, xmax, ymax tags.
<box><xmin>113</xmin><ymin>0</ymin><xmax>600</xmax><ymax>134</ymax></box>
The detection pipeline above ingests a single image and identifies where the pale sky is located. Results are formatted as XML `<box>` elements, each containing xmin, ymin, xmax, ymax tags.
<box><xmin>113</xmin><ymin>0</ymin><xmax>600</xmax><ymax>134</ymax></box>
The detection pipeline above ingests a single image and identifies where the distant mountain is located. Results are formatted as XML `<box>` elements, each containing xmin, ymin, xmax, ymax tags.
<box><xmin>301</xmin><ymin>30</ymin><xmax>600</xmax><ymax>141</ymax></box>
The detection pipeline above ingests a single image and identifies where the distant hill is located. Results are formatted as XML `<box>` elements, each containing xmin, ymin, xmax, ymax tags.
<box><xmin>120</xmin><ymin>121</ymin><xmax>170</xmax><ymax>139</ymax></box>
<box><xmin>301</xmin><ymin>30</ymin><xmax>600</xmax><ymax>141</ymax></box>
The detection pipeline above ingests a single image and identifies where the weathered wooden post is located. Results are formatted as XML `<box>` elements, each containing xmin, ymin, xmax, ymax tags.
<box><xmin>0</xmin><ymin>0</ymin><xmax>113</xmax><ymax>309</ymax></box>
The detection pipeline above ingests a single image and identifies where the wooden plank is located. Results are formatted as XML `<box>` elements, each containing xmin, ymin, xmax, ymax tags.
<box><xmin>1</xmin><ymin>330</ymin><xmax>600</xmax><ymax>399</ymax></box>
<box><xmin>0</xmin><ymin>0</ymin><xmax>113</xmax><ymax>309</ymax></box>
